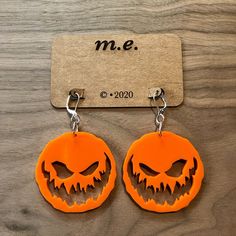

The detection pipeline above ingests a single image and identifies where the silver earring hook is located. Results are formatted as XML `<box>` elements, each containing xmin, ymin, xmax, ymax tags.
<box><xmin>150</xmin><ymin>88</ymin><xmax>167</xmax><ymax>136</ymax></box>
<box><xmin>66</xmin><ymin>92</ymin><xmax>81</xmax><ymax>133</ymax></box>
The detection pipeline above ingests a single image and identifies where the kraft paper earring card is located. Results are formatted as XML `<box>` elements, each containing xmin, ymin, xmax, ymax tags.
<box><xmin>51</xmin><ymin>33</ymin><xmax>183</xmax><ymax>108</ymax></box>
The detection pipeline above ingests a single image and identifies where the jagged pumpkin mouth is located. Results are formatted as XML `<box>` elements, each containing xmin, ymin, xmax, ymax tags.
<box><xmin>41</xmin><ymin>154</ymin><xmax>111</xmax><ymax>206</ymax></box>
<box><xmin>128</xmin><ymin>157</ymin><xmax>197</xmax><ymax>205</ymax></box>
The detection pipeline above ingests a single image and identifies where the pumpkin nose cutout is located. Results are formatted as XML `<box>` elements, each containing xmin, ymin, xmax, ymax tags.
<box><xmin>80</xmin><ymin>162</ymin><xmax>99</xmax><ymax>176</ymax></box>
<box><xmin>139</xmin><ymin>163</ymin><xmax>160</xmax><ymax>176</ymax></box>
<box><xmin>52</xmin><ymin>161</ymin><xmax>73</xmax><ymax>179</ymax></box>
<box><xmin>165</xmin><ymin>159</ymin><xmax>186</xmax><ymax>177</ymax></box>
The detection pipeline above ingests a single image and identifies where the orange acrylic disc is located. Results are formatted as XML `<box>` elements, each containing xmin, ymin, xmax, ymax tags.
<box><xmin>35</xmin><ymin>132</ymin><xmax>116</xmax><ymax>213</ymax></box>
<box><xmin>123</xmin><ymin>131</ymin><xmax>204</xmax><ymax>212</ymax></box>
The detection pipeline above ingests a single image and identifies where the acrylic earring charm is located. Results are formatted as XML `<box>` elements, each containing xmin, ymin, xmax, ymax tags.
<box><xmin>35</xmin><ymin>91</ymin><xmax>117</xmax><ymax>212</ymax></box>
<box><xmin>123</xmin><ymin>88</ymin><xmax>204</xmax><ymax>213</ymax></box>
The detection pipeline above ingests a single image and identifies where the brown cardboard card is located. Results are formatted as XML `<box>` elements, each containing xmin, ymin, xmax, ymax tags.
<box><xmin>51</xmin><ymin>33</ymin><xmax>183</xmax><ymax>108</ymax></box>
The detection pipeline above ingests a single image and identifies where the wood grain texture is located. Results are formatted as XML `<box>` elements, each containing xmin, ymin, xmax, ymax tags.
<box><xmin>0</xmin><ymin>0</ymin><xmax>236</xmax><ymax>236</ymax></box>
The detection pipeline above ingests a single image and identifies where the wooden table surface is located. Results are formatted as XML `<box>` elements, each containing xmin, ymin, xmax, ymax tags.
<box><xmin>0</xmin><ymin>1</ymin><xmax>236</xmax><ymax>235</ymax></box>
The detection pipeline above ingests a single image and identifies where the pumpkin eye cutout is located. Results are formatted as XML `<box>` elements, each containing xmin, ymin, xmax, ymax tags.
<box><xmin>165</xmin><ymin>159</ymin><xmax>186</xmax><ymax>177</ymax></box>
<box><xmin>139</xmin><ymin>163</ymin><xmax>160</xmax><ymax>176</ymax></box>
<box><xmin>52</xmin><ymin>161</ymin><xmax>73</xmax><ymax>179</ymax></box>
<box><xmin>80</xmin><ymin>162</ymin><xmax>99</xmax><ymax>176</ymax></box>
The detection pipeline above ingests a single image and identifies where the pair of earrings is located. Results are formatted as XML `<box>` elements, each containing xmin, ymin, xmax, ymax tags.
<box><xmin>35</xmin><ymin>88</ymin><xmax>204</xmax><ymax>213</ymax></box>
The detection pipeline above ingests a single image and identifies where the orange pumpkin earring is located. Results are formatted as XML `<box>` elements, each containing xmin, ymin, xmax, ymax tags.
<box><xmin>123</xmin><ymin>88</ymin><xmax>204</xmax><ymax>213</ymax></box>
<box><xmin>35</xmin><ymin>91</ymin><xmax>116</xmax><ymax>212</ymax></box>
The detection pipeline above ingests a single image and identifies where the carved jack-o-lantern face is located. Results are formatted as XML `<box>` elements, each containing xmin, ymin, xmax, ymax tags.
<box><xmin>35</xmin><ymin>132</ymin><xmax>116</xmax><ymax>212</ymax></box>
<box><xmin>123</xmin><ymin>131</ymin><xmax>204</xmax><ymax>212</ymax></box>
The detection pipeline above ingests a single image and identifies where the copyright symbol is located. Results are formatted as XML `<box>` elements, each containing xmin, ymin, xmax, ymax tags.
<box><xmin>100</xmin><ymin>91</ymin><xmax>108</xmax><ymax>98</ymax></box>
